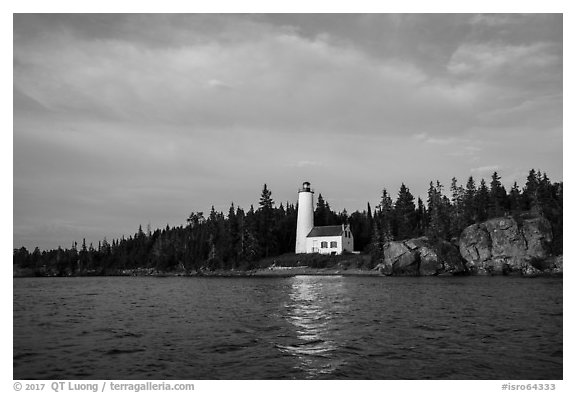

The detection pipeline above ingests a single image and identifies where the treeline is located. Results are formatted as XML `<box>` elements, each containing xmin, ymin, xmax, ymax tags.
<box><xmin>13</xmin><ymin>169</ymin><xmax>562</xmax><ymax>276</ymax></box>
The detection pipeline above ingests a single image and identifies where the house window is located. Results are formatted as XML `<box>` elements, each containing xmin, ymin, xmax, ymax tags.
<box><xmin>330</xmin><ymin>241</ymin><xmax>337</xmax><ymax>248</ymax></box>
<box><xmin>321</xmin><ymin>241</ymin><xmax>328</xmax><ymax>248</ymax></box>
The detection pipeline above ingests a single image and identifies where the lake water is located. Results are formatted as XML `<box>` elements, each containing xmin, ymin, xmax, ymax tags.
<box><xmin>13</xmin><ymin>276</ymin><xmax>562</xmax><ymax>380</ymax></box>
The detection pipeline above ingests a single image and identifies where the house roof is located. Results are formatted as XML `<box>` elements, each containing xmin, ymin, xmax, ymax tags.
<box><xmin>307</xmin><ymin>225</ymin><xmax>344</xmax><ymax>238</ymax></box>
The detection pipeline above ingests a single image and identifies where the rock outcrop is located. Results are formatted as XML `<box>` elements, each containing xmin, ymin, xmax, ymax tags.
<box><xmin>376</xmin><ymin>215</ymin><xmax>561</xmax><ymax>277</ymax></box>
<box><xmin>459</xmin><ymin>215</ymin><xmax>560</xmax><ymax>275</ymax></box>
<box><xmin>377</xmin><ymin>236</ymin><xmax>465</xmax><ymax>276</ymax></box>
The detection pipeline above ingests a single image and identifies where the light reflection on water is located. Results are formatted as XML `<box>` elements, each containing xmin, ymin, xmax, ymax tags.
<box><xmin>280</xmin><ymin>275</ymin><xmax>349</xmax><ymax>378</ymax></box>
<box><xmin>13</xmin><ymin>276</ymin><xmax>563</xmax><ymax>379</ymax></box>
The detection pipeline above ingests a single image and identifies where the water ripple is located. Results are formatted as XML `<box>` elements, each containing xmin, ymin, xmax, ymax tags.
<box><xmin>13</xmin><ymin>276</ymin><xmax>562</xmax><ymax>379</ymax></box>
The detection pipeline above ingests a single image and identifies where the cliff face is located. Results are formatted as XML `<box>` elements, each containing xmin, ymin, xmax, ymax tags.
<box><xmin>377</xmin><ymin>215</ymin><xmax>561</xmax><ymax>276</ymax></box>
<box><xmin>378</xmin><ymin>237</ymin><xmax>466</xmax><ymax>276</ymax></box>
<box><xmin>459</xmin><ymin>215</ymin><xmax>561</xmax><ymax>275</ymax></box>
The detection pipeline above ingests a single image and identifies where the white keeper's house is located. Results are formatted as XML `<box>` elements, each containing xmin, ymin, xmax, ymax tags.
<box><xmin>295</xmin><ymin>181</ymin><xmax>354</xmax><ymax>255</ymax></box>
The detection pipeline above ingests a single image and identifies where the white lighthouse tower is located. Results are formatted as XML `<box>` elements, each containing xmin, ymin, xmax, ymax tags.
<box><xmin>296</xmin><ymin>181</ymin><xmax>314</xmax><ymax>254</ymax></box>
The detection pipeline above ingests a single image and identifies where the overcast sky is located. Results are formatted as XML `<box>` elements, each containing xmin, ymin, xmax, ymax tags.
<box><xmin>13</xmin><ymin>13</ymin><xmax>563</xmax><ymax>250</ymax></box>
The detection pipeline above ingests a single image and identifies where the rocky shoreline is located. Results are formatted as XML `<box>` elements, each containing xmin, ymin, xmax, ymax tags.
<box><xmin>14</xmin><ymin>262</ymin><xmax>561</xmax><ymax>278</ymax></box>
<box><xmin>194</xmin><ymin>267</ymin><xmax>382</xmax><ymax>278</ymax></box>
<box><xmin>377</xmin><ymin>215</ymin><xmax>562</xmax><ymax>277</ymax></box>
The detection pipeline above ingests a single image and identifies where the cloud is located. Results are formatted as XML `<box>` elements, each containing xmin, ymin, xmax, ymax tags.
<box><xmin>411</xmin><ymin>133</ymin><xmax>483</xmax><ymax>150</ymax></box>
<box><xmin>15</xmin><ymin>14</ymin><xmax>561</xmax><ymax>144</ymax></box>
<box><xmin>447</xmin><ymin>145</ymin><xmax>483</xmax><ymax>158</ymax></box>
<box><xmin>13</xmin><ymin>15</ymin><xmax>487</xmax><ymax>137</ymax></box>
<box><xmin>468</xmin><ymin>14</ymin><xmax>516</xmax><ymax>27</ymax></box>
<box><xmin>287</xmin><ymin>160</ymin><xmax>325</xmax><ymax>168</ymax></box>
<box><xmin>471</xmin><ymin>165</ymin><xmax>501</xmax><ymax>174</ymax></box>
<box><xmin>411</xmin><ymin>133</ymin><xmax>428</xmax><ymax>140</ymax></box>
<box><xmin>447</xmin><ymin>42</ymin><xmax>561</xmax><ymax>81</ymax></box>
<box><xmin>206</xmin><ymin>79</ymin><xmax>234</xmax><ymax>90</ymax></box>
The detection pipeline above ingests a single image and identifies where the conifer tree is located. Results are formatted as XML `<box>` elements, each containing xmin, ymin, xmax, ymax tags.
<box><xmin>475</xmin><ymin>179</ymin><xmax>490</xmax><ymax>222</ymax></box>
<box><xmin>226</xmin><ymin>203</ymin><xmax>240</xmax><ymax>267</ymax></box>
<box><xmin>427</xmin><ymin>181</ymin><xmax>450</xmax><ymax>240</ymax></box>
<box><xmin>523</xmin><ymin>169</ymin><xmax>540</xmax><ymax>211</ymax></box>
<box><xmin>368</xmin><ymin>221</ymin><xmax>384</xmax><ymax>265</ymax></box>
<box><xmin>339</xmin><ymin>208</ymin><xmax>349</xmax><ymax>224</ymax></box>
<box><xmin>489</xmin><ymin>171</ymin><xmax>508</xmax><ymax>217</ymax></box>
<box><xmin>394</xmin><ymin>183</ymin><xmax>416</xmax><ymax>240</ymax></box>
<box><xmin>257</xmin><ymin>184</ymin><xmax>275</xmax><ymax>258</ymax></box>
<box><xmin>449</xmin><ymin>177</ymin><xmax>465</xmax><ymax>237</ymax></box>
<box><xmin>378</xmin><ymin>188</ymin><xmax>394</xmax><ymax>241</ymax></box>
<box><xmin>463</xmin><ymin>176</ymin><xmax>477</xmax><ymax>224</ymax></box>
<box><xmin>414</xmin><ymin>197</ymin><xmax>427</xmax><ymax>236</ymax></box>
<box><xmin>314</xmin><ymin>193</ymin><xmax>328</xmax><ymax>226</ymax></box>
<box><xmin>509</xmin><ymin>182</ymin><xmax>522</xmax><ymax>212</ymax></box>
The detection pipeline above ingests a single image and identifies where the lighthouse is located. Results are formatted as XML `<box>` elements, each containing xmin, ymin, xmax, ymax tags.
<box><xmin>295</xmin><ymin>181</ymin><xmax>314</xmax><ymax>254</ymax></box>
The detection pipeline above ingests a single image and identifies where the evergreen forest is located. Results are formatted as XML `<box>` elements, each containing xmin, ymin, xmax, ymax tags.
<box><xmin>13</xmin><ymin>169</ymin><xmax>562</xmax><ymax>276</ymax></box>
